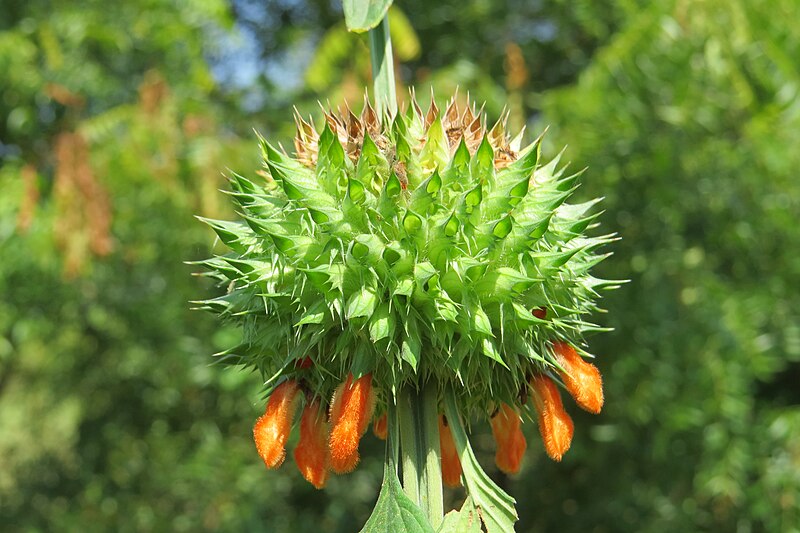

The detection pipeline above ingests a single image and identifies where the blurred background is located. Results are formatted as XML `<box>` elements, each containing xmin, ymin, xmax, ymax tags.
<box><xmin>1</xmin><ymin>0</ymin><xmax>799</xmax><ymax>531</ymax></box>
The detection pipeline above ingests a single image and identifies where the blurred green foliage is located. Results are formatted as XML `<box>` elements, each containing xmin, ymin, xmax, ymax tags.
<box><xmin>1</xmin><ymin>0</ymin><xmax>798</xmax><ymax>531</ymax></box>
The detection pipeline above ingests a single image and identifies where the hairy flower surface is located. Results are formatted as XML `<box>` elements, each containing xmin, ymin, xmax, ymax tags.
<box><xmin>253</xmin><ymin>380</ymin><xmax>301</xmax><ymax>468</ymax></box>
<box><xmin>328</xmin><ymin>373</ymin><xmax>375</xmax><ymax>473</ymax></box>
<box><xmin>530</xmin><ymin>375</ymin><xmax>574</xmax><ymax>461</ymax></box>
<box><xmin>198</xmin><ymin>91</ymin><xmax>617</xmax><ymax>475</ymax></box>
<box><xmin>294</xmin><ymin>399</ymin><xmax>330</xmax><ymax>489</ymax></box>
<box><xmin>552</xmin><ymin>341</ymin><xmax>604</xmax><ymax>414</ymax></box>
<box><xmin>490</xmin><ymin>403</ymin><xmax>527</xmax><ymax>474</ymax></box>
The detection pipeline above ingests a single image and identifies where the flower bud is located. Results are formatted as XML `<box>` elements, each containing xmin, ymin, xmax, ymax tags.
<box><xmin>530</xmin><ymin>375</ymin><xmax>574</xmax><ymax>461</ymax></box>
<box><xmin>373</xmin><ymin>412</ymin><xmax>388</xmax><ymax>440</ymax></box>
<box><xmin>552</xmin><ymin>341</ymin><xmax>604</xmax><ymax>414</ymax></box>
<box><xmin>490</xmin><ymin>403</ymin><xmax>527</xmax><ymax>474</ymax></box>
<box><xmin>439</xmin><ymin>415</ymin><xmax>462</xmax><ymax>488</ymax></box>
<box><xmin>294</xmin><ymin>399</ymin><xmax>330</xmax><ymax>489</ymax></box>
<box><xmin>253</xmin><ymin>380</ymin><xmax>301</xmax><ymax>468</ymax></box>
<box><xmin>328</xmin><ymin>373</ymin><xmax>375</xmax><ymax>473</ymax></box>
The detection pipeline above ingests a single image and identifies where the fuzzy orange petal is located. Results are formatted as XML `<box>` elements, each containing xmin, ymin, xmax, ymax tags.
<box><xmin>373</xmin><ymin>413</ymin><xmax>388</xmax><ymax>440</ymax></box>
<box><xmin>552</xmin><ymin>341</ymin><xmax>604</xmax><ymax>414</ymax></box>
<box><xmin>530</xmin><ymin>375</ymin><xmax>574</xmax><ymax>461</ymax></box>
<box><xmin>439</xmin><ymin>415</ymin><xmax>462</xmax><ymax>488</ymax></box>
<box><xmin>328</xmin><ymin>373</ymin><xmax>375</xmax><ymax>474</ymax></box>
<box><xmin>254</xmin><ymin>380</ymin><xmax>301</xmax><ymax>469</ymax></box>
<box><xmin>294</xmin><ymin>399</ymin><xmax>330</xmax><ymax>489</ymax></box>
<box><xmin>490</xmin><ymin>403</ymin><xmax>527</xmax><ymax>474</ymax></box>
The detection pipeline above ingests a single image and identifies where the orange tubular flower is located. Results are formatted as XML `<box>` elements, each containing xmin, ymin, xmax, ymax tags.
<box><xmin>253</xmin><ymin>380</ymin><xmax>301</xmax><ymax>469</ymax></box>
<box><xmin>294</xmin><ymin>399</ymin><xmax>330</xmax><ymax>489</ymax></box>
<box><xmin>490</xmin><ymin>403</ymin><xmax>527</xmax><ymax>475</ymax></box>
<box><xmin>530</xmin><ymin>375</ymin><xmax>574</xmax><ymax>461</ymax></box>
<box><xmin>328</xmin><ymin>373</ymin><xmax>376</xmax><ymax>473</ymax></box>
<box><xmin>439</xmin><ymin>415</ymin><xmax>462</xmax><ymax>487</ymax></box>
<box><xmin>552</xmin><ymin>341</ymin><xmax>604</xmax><ymax>414</ymax></box>
<box><xmin>372</xmin><ymin>412</ymin><xmax>388</xmax><ymax>440</ymax></box>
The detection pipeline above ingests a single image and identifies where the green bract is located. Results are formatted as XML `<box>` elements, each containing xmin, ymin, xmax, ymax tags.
<box><xmin>196</xmin><ymin>93</ymin><xmax>617</xmax><ymax>418</ymax></box>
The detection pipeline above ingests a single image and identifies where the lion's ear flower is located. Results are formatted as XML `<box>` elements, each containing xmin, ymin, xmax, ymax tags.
<box><xmin>294</xmin><ymin>398</ymin><xmax>330</xmax><ymax>489</ymax></box>
<box><xmin>439</xmin><ymin>415</ymin><xmax>462</xmax><ymax>488</ymax></box>
<box><xmin>490</xmin><ymin>403</ymin><xmax>527</xmax><ymax>474</ymax></box>
<box><xmin>328</xmin><ymin>373</ymin><xmax>376</xmax><ymax>473</ymax></box>
<box><xmin>372</xmin><ymin>412</ymin><xmax>388</xmax><ymax>440</ymax></box>
<box><xmin>530</xmin><ymin>375</ymin><xmax>574</xmax><ymax>461</ymax></box>
<box><xmin>552</xmin><ymin>341</ymin><xmax>604</xmax><ymax>414</ymax></box>
<box><xmin>253</xmin><ymin>380</ymin><xmax>301</xmax><ymax>469</ymax></box>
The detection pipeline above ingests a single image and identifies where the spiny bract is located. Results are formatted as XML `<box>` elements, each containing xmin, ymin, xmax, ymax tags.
<box><xmin>196</xmin><ymin>91</ymin><xmax>617</xmax><ymax>422</ymax></box>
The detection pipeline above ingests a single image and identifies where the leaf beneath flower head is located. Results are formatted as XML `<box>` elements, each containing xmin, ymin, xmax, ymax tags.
<box><xmin>443</xmin><ymin>391</ymin><xmax>518</xmax><ymax>533</ymax></box>
<box><xmin>437</xmin><ymin>496</ymin><xmax>482</xmax><ymax>533</ymax></box>
<box><xmin>360</xmin><ymin>404</ymin><xmax>434</xmax><ymax>533</ymax></box>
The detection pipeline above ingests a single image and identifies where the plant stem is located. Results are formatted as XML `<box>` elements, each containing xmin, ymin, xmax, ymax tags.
<box><xmin>368</xmin><ymin>14</ymin><xmax>397</xmax><ymax>116</ymax></box>
<box><xmin>369</xmin><ymin>9</ymin><xmax>442</xmax><ymax>527</ymax></box>
<box><xmin>397</xmin><ymin>382</ymin><xmax>444</xmax><ymax>528</ymax></box>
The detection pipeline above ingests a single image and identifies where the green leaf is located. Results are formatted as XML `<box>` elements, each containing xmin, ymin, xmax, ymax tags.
<box><xmin>443</xmin><ymin>213</ymin><xmax>459</xmax><ymax>237</ymax></box>
<box><xmin>471</xmin><ymin>306</ymin><xmax>493</xmax><ymax>337</ymax></box>
<box><xmin>393</xmin><ymin>278</ymin><xmax>414</xmax><ymax>297</ymax></box>
<box><xmin>464</xmin><ymin>185</ymin><xmax>482</xmax><ymax>211</ymax></box>
<box><xmin>344</xmin><ymin>0</ymin><xmax>393</xmax><ymax>33</ymax></box>
<box><xmin>296</xmin><ymin>301</ymin><xmax>327</xmax><ymax>326</ymax></box>
<box><xmin>360</xmin><ymin>416</ymin><xmax>434</xmax><ymax>533</ymax></box>
<box><xmin>385</xmin><ymin>170</ymin><xmax>402</xmax><ymax>198</ymax></box>
<box><xmin>474</xmin><ymin>267</ymin><xmax>538</xmax><ymax>300</ymax></box>
<box><xmin>437</xmin><ymin>497</ymin><xmax>482</xmax><ymax>533</ymax></box>
<box><xmin>370</xmin><ymin>302</ymin><xmax>396</xmax><ymax>342</ymax></box>
<box><xmin>347</xmin><ymin>287</ymin><xmax>378</xmax><ymax>319</ymax></box>
<box><xmin>443</xmin><ymin>392</ymin><xmax>518</xmax><ymax>533</ymax></box>
<box><xmin>401</xmin><ymin>328</ymin><xmax>421</xmax><ymax>371</ymax></box>
<box><xmin>471</xmin><ymin>136</ymin><xmax>494</xmax><ymax>184</ymax></box>
<box><xmin>197</xmin><ymin>218</ymin><xmax>254</xmax><ymax>253</ymax></box>
<box><xmin>403</xmin><ymin>210</ymin><xmax>423</xmax><ymax>234</ymax></box>
<box><xmin>482</xmin><ymin>338</ymin><xmax>508</xmax><ymax>369</ymax></box>
<box><xmin>492</xmin><ymin>216</ymin><xmax>513</xmax><ymax>239</ymax></box>
<box><xmin>349</xmin><ymin>178</ymin><xmax>367</xmax><ymax>204</ymax></box>
<box><xmin>414</xmin><ymin>261</ymin><xmax>437</xmax><ymax>287</ymax></box>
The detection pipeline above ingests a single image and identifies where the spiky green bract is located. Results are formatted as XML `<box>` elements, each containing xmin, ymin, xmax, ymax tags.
<box><xmin>195</xmin><ymin>96</ymin><xmax>617</xmax><ymax>419</ymax></box>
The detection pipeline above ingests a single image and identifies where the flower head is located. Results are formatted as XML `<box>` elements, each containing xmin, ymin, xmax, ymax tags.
<box><xmin>490</xmin><ymin>403</ymin><xmax>527</xmax><ymax>474</ymax></box>
<box><xmin>253</xmin><ymin>380</ymin><xmax>301</xmax><ymax>469</ymax></box>
<box><xmin>294</xmin><ymin>398</ymin><xmax>330</xmax><ymax>489</ymax></box>
<box><xmin>530</xmin><ymin>375</ymin><xmax>574</xmax><ymax>461</ymax></box>
<box><xmin>199</xmin><ymin>91</ymin><xmax>617</xmax><ymax>481</ymax></box>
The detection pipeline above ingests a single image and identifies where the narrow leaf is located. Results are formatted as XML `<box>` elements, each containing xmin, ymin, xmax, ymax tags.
<box><xmin>443</xmin><ymin>391</ymin><xmax>518</xmax><ymax>533</ymax></box>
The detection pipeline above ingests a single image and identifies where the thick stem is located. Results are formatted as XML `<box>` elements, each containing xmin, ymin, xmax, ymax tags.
<box><xmin>396</xmin><ymin>383</ymin><xmax>444</xmax><ymax>528</ymax></box>
<box><xmin>368</xmin><ymin>14</ymin><xmax>397</xmax><ymax>116</ymax></box>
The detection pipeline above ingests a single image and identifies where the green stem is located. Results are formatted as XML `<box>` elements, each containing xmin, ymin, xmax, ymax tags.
<box><xmin>396</xmin><ymin>383</ymin><xmax>444</xmax><ymax>528</ymax></box>
<box><xmin>368</xmin><ymin>14</ymin><xmax>397</xmax><ymax>116</ymax></box>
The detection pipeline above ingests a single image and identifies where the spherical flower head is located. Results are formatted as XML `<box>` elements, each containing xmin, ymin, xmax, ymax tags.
<box><xmin>439</xmin><ymin>415</ymin><xmax>462</xmax><ymax>488</ymax></box>
<box><xmin>490</xmin><ymin>403</ymin><xmax>527</xmax><ymax>474</ymax></box>
<box><xmin>530</xmin><ymin>375</ymin><xmax>574</xmax><ymax>461</ymax></box>
<box><xmin>294</xmin><ymin>398</ymin><xmax>330</xmax><ymax>489</ymax></box>
<box><xmin>552</xmin><ymin>341</ymin><xmax>604</xmax><ymax>414</ymax></box>
<box><xmin>328</xmin><ymin>373</ymin><xmax>376</xmax><ymax>473</ymax></box>
<box><xmin>197</xmin><ymin>91</ymin><xmax>617</xmax><ymax>478</ymax></box>
<box><xmin>253</xmin><ymin>380</ymin><xmax>301</xmax><ymax>468</ymax></box>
